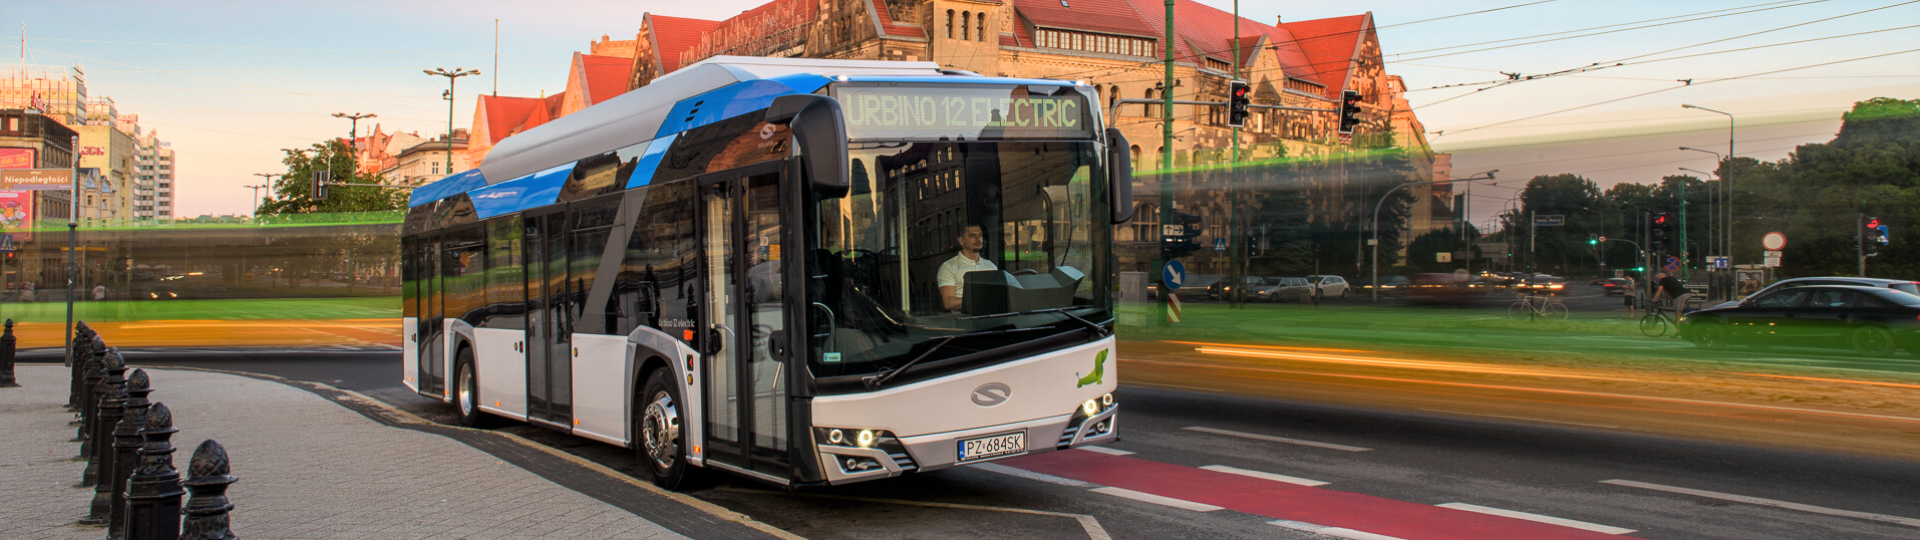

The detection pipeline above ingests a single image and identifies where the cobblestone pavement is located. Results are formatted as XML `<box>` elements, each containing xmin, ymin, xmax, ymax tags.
<box><xmin>1</xmin><ymin>365</ymin><xmax>693</xmax><ymax>540</ymax></box>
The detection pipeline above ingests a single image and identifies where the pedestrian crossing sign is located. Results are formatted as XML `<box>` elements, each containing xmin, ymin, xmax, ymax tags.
<box><xmin>0</xmin><ymin>234</ymin><xmax>14</xmax><ymax>253</ymax></box>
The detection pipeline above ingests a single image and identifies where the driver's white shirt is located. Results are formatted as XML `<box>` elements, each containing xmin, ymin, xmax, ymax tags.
<box><xmin>937</xmin><ymin>252</ymin><xmax>998</xmax><ymax>300</ymax></box>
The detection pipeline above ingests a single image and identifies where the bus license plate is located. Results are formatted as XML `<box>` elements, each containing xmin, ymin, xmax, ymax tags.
<box><xmin>957</xmin><ymin>431</ymin><xmax>1026</xmax><ymax>463</ymax></box>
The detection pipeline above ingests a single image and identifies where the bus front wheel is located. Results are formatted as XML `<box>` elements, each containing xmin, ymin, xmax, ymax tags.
<box><xmin>639</xmin><ymin>368</ymin><xmax>694</xmax><ymax>490</ymax></box>
<box><xmin>453</xmin><ymin>348</ymin><xmax>488</xmax><ymax>428</ymax></box>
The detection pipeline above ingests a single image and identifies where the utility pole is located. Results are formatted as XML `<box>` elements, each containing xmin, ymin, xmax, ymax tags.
<box><xmin>1678</xmin><ymin>179</ymin><xmax>1688</xmax><ymax>281</ymax></box>
<box><xmin>425</xmin><ymin>68</ymin><xmax>479</xmax><ymax>177</ymax></box>
<box><xmin>242</xmin><ymin>184</ymin><xmax>267</xmax><ymax>216</ymax></box>
<box><xmin>1157</xmin><ymin>0</ymin><xmax>1174</xmax><ymax>325</ymax></box>
<box><xmin>1857</xmin><ymin>212</ymin><xmax>1866</xmax><ymax>277</ymax></box>
<box><xmin>1229</xmin><ymin>0</ymin><xmax>1241</xmax><ymax>308</ymax></box>
<box><xmin>64</xmin><ymin>134</ymin><xmax>77</xmax><ymax>369</ymax></box>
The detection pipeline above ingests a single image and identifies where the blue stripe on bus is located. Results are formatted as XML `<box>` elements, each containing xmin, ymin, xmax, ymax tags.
<box><xmin>768</xmin><ymin>73</ymin><xmax>832</xmax><ymax>94</ymax></box>
<box><xmin>469</xmin><ymin>162</ymin><xmax>573</xmax><ymax>219</ymax></box>
<box><xmin>407</xmin><ymin>169</ymin><xmax>487</xmax><ymax>208</ymax></box>
<box><xmin>625</xmin><ymin>132</ymin><xmax>678</xmax><ymax>189</ymax></box>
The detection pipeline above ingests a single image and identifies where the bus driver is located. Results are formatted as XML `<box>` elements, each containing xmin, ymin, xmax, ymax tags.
<box><xmin>939</xmin><ymin>223</ymin><xmax>996</xmax><ymax>311</ymax></box>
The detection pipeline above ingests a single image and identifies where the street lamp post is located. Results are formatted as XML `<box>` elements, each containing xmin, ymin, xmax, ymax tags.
<box><xmin>1678</xmin><ymin>148</ymin><xmax>1721</xmax><ymax>256</ymax></box>
<box><xmin>332</xmin><ymin>112</ymin><xmax>376</xmax><ymax>178</ymax></box>
<box><xmin>1679</xmin><ymin>165</ymin><xmax>1719</xmax><ymax>295</ymax></box>
<box><xmin>1682</xmin><ymin>105</ymin><xmax>1734</xmax><ymax>274</ymax></box>
<box><xmin>424</xmin><ymin>68</ymin><xmax>479</xmax><ymax>178</ymax></box>
<box><xmin>1372</xmin><ymin>170</ymin><xmax>1496</xmax><ymax>302</ymax></box>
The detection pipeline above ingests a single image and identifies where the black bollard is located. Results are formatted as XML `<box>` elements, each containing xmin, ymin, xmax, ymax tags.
<box><xmin>81</xmin><ymin>350</ymin><xmax>127</xmax><ymax>524</ymax></box>
<box><xmin>68</xmin><ymin>322</ymin><xmax>95</xmax><ymax>409</ymax></box>
<box><xmin>68</xmin><ymin>327</ymin><xmax>96</xmax><ymax>420</ymax></box>
<box><xmin>123</xmin><ymin>402</ymin><xmax>184</xmax><ymax>540</ymax></box>
<box><xmin>74</xmin><ymin>338</ymin><xmax>106</xmax><ymax>447</ymax></box>
<box><xmin>0</xmin><ymin>319</ymin><xmax>18</xmax><ymax>388</ymax></box>
<box><xmin>180</xmin><ymin>440</ymin><xmax>237</xmax><ymax>540</ymax></box>
<box><xmin>108</xmin><ymin>368</ymin><xmax>155</xmax><ymax>540</ymax></box>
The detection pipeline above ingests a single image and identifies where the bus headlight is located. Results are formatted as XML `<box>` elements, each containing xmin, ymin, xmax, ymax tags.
<box><xmin>1082</xmin><ymin>399</ymin><xmax>1099</xmax><ymax>416</ymax></box>
<box><xmin>857</xmin><ymin>430</ymin><xmax>876</xmax><ymax>447</ymax></box>
<box><xmin>1101</xmin><ymin>393</ymin><xmax>1114</xmax><ymax>407</ymax></box>
<box><xmin>816</xmin><ymin>427</ymin><xmax>894</xmax><ymax>448</ymax></box>
<box><xmin>828</xmin><ymin>429</ymin><xmax>845</xmax><ymax>445</ymax></box>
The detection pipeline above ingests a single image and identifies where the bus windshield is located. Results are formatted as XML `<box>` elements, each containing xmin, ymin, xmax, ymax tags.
<box><xmin>807</xmin><ymin>140</ymin><xmax>1110</xmax><ymax>379</ymax></box>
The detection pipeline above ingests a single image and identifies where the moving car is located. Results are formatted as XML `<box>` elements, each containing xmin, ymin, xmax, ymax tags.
<box><xmin>1406</xmin><ymin>273</ymin><xmax>1484</xmax><ymax>304</ymax></box>
<box><xmin>1520</xmin><ymin>275</ymin><xmax>1568</xmax><ymax>294</ymax></box>
<box><xmin>1601</xmin><ymin>278</ymin><xmax>1635</xmax><ymax>296</ymax></box>
<box><xmin>1680</xmin><ymin>284</ymin><xmax>1920</xmax><ymax>357</ymax></box>
<box><xmin>1714</xmin><ymin>277</ymin><xmax>1920</xmax><ymax>308</ymax></box>
<box><xmin>1208</xmin><ymin>276</ymin><xmax>1264</xmax><ymax>300</ymax></box>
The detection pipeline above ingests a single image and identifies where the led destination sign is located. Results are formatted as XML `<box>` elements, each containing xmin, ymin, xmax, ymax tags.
<box><xmin>835</xmin><ymin>84</ymin><xmax>1093</xmax><ymax>141</ymax></box>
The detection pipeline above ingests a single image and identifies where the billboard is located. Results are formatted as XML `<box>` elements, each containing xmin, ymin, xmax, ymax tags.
<box><xmin>0</xmin><ymin>148</ymin><xmax>35</xmax><ymax>169</ymax></box>
<box><xmin>0</xmin><ymin>190</ymin><xmax>33</xmax><ymax>242</ymax></box>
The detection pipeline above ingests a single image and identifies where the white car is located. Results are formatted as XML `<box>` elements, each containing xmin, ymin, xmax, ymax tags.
<box><xmin>1306</xmin><ymin>275</ymin><xmax>1350</xmax><ymax>299</ymax></box>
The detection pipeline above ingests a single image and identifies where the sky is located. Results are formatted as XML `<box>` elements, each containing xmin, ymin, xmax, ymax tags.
<box><xmin>3</xmin><ymin>0</ymin><xmax>1915</xmax><ymax>220</ymax></box>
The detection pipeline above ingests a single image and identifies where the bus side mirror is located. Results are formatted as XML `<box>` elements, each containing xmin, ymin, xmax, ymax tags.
<box><xmin>1106</xmin><ymin>128</ymin><xmax>1134</xmax><ymax>224</ymax></box>
<box><xmin>767</xmin><ymin>94</ymin><xmax>850</xmax><ymax>198</ymax></box>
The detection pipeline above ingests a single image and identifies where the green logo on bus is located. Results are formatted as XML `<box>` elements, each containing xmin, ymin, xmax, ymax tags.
<box><xmin>1077</xmin><ymin>349</ymin><xmax>1108</xmax><ymax>388</ymax></box>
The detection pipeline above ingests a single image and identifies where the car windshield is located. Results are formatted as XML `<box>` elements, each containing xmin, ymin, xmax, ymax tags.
<box><xmin>805</xmin><ymin>140</ymin><xmax>1110</xmax><ymax>378</ymax></box>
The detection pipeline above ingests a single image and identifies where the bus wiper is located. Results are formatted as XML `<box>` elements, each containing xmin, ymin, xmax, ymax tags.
<box><xmin>961</xmin><ymin>307</ymin><xmax>1111</xmax><ymax>338</ymax></box>
<box><xmin>862</xmin><ymin>326</ymin><xmax>1055</xmax><ymax>391</ymax></box>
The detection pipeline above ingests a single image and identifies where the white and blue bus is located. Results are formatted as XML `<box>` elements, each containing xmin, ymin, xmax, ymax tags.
<box><xmin>402</xmin><ymin>56</ymin><xmax>1132</xmax><ymax>488</ymax></box>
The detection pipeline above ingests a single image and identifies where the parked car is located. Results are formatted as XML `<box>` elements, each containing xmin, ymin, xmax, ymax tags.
<box><xmin>1680</xmin><ymin>285</ymin><xmax>1920</xmax><ymax>357</ymax></box>
<box><xmin>1712</xmin><ymin>277</ymin><xmax>1920</xmax><ymax>309</ymax></box>
<box><xmin>1306</xmin><ymin>275</ymin><xmax>1351</xmax><ymax>299</ymax></box>
<box><xmin>1250</xmin><ymin>277</ymin><xmax>1312</xmax><ymax>302</ymax></box>
<box><xmin>1601</xmin><ymin>278</ymin><xmax>1635</xmax><ymax>296</ymax></box>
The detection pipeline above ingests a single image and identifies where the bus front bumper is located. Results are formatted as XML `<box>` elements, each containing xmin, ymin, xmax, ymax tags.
<box><xmin>815</xmin><ymin>402</ymin><xmax>1120</xmax><ymax>485</ymax></box>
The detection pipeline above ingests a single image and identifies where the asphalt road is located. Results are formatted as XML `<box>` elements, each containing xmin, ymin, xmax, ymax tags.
<box><xmin>26</xmin><ymin>349</ymin><xmax>1916</xmax><ymax>540</ymax></box>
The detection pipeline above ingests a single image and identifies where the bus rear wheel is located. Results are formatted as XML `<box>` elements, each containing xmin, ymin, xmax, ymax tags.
<box><xmin>638</xmin><ymin>368</ymin><xmax>694</xmax><ymax>490</ymax></box>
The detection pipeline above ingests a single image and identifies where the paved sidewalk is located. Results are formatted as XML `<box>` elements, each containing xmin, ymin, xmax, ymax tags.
<box><xmin>1</xmin><ymin>365</ymin><xmax>692</xmax><ymax>540</ymax></box>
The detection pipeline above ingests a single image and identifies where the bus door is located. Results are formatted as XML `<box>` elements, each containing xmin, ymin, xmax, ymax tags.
<box><xmin>700</xmin><ymin>167</ymin><xmax>793</xmax><ymax>479</ymax></box>
<box><xmin>418</xmin><ymin>234</ymin><xmax>446</xmax><ymax>396</ymax></box>
<box><xmin>524</xmin><ymin>209</ymin><xmax>573</xmax><ymax>427</ymax></box>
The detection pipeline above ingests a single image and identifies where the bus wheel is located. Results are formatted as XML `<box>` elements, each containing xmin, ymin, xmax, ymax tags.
<box><xmin>639</xmin><ymin>368</ymin><xmax>693</xmax><ymax>490</ymax></box>
<box><xmin>454</xmin><ymin>348</ymin><xmax>488</xmax><ymax>428</ymax></box>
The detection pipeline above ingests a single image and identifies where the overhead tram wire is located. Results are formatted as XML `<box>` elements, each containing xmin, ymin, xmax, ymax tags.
<box><xmin>1602</xmin><ymin>0</ymin><xmax>1920</xmax><ymax>64</ymax></box>
<box><xmin>1408</xmin><ymin>23</ymin><xmax>1920</xmax><ymax>110</ymax></box>
<box><xmin>1439</xmin><ymin>47</ymin><xmax>1920</xmax><ymax>137</ymax></box>
<box><xmin>1387</xmin><ymin>0</ymin><xmax>1823</xmax><ymax>58</ymax></box>
<box><xmin>1074</xmin><ymin>0</ymin><xmax>1859</xmax><ymax>90</ymax></box>
<box><xmin>16</xmin><ymin>45</ymin><xmax>449</xmax><ymax>115</ymax></box>
<box><xmin>30</xmin><ymin>37</ymin><xmax>555</xmax><ymax>57</ymax></box>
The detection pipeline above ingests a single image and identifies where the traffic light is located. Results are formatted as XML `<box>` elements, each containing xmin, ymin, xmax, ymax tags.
<box><xmin>1338</xmin><ymin>90</ymin><xmax>1362</xmax><ymax>135</ymax></box>
<box><xmin>1588</xmin><ymin>234</ymin><xmax>1599</xmax><ymax>246</ymax></box>
<box><xmin>1864</xmin><ymin>216</ymin><xmax>1886</xmax><ymax>256</ymax></box>
<box><xmin>1650</xmin><ymin>213</ymin><xmax>1671</xmax><ymax>251</ymax></box>
<box><xmin>312</xmin><ymin>168</ymin><xmax>330</xmax><ymax>201</ymax></box>
<box><xmin>1227</xmin><ymin>80</ymin><xmax>1251</xmax><ymax>128</ymax></box>
<box><xmin>1163</xmin><ymin>213</ymin><xmax>1204</xmax><ymax>258</ymax></box>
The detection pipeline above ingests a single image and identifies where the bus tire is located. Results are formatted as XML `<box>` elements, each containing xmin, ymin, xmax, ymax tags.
<box><xmin>453</xmin><ymin>348</ymin><xmax>490</xmax><ymax>428</ymax></box>
<box><xmin>638</xmin><ymin>368</ymin><xmax>694</xmax><ymax>490</ymax></box>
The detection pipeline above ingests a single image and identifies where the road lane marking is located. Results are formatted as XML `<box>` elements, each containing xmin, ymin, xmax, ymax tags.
<box><xmin>972</xmin><ymin>463</ymin><xmax>1093</xmax><ymax>488</ymax></box>
<box><xmin>1437</xmin><ymin>503</ymin><xmax>1636</xmax><ymax>535</ymax></box>
<box><xmin>718</xmin><ymin>488</ymin><xmax>1112</xmax><ymax>540</ymax></box>
<box><xmin>1077</xmin><ymin>446</ymin><xmax>1134</xmax><ymax>456</ymax></box>
<box><xmin>1269</xmin><ymin>520</ymin><xmax>1409</xmax><ymax>540</ymax></box>
<box><xmin>1416</xmin><ymin>408</ymin><xmax>1619</xmax><ymax>429</ymax></box>
<box><xmin>1089</xmin><ymin>487</ymin><xmax>1222</xmax><ymax>512</ymax></box>
<box><xmin>1601</xmin><ymin>479</ymin><xmax>1920</xmax><ymax>528</ymax></box>
<box><xmin>1199</xmin><ymin>465</ymin><xmax>1328</xmax><ymax>486</ymax></box>
<box><xmin>1182</xmin><ymin>426</ymin><xmax>1372</xmax><ymax>452</ymax></box>
<box><xmin>1125</xmin><ymin>359</ymin><xmax>1920</xmax><ymax>425</ymax></box>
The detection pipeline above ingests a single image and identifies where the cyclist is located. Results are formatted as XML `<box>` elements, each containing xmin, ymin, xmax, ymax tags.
<box><xmin>1652</xmin><ymin>272</ymin><xmax>1692</xmax><ymax>315</ymax></box>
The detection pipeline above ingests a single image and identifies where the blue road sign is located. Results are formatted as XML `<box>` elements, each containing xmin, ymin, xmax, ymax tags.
<box><xmin>1665</xmin><ymin>256</ymin><xmax>1680</xmax><ymax>271</ymax></box>
<box><xmin>1213</xmin><ymin>238</ymin><xmax>1226</xmax><ymax>252</ymax></box>
<box><xmin>1163</xmin><ymin>260</ymin><xmax>1186</xmax><ymax>290</ymax></box>
<box><xmin>1710</xmin><ymin>256</ymin><xmax>1730</xmax><ymax>270</ymax></box>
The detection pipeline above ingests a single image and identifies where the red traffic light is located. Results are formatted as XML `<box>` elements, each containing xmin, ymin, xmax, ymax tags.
<box><xmin>1866</xmin><ymin>217</ymin><xmax>1881</xmax><ymax>229</ymax></box>
<box><xmin>1653</xmin><ymin>214</ymin><xmax>1670</xmax><ymax>225</ymax></box>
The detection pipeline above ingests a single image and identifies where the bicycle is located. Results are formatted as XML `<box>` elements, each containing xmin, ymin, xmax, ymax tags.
<box><xmin>1508</xmin><ymin>293</ymin><xmax>1568</xmax><ymax>321</ymax></box>
<box><xmin>1640</xmin><ymin>297</ymin><xmax>1703</xmax><ymax>337</ymax></box>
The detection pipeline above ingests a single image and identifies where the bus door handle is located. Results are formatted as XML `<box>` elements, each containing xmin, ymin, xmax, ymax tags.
<box><xmin>708</xmin><ymin>324</ymin><xmax>735</xmax><ymax>356</ymax></box>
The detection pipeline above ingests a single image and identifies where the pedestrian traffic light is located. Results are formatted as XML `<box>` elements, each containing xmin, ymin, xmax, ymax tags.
<box><xmin>1650</xmin><ymin>213</ymin><xmax>1671</xmax><ymax>251</ymax></box>
<box><xmin>1864</xmin><ymin>216</ymin><xmax>1884</xmax><ymax>255</ymax></box>
<box><xmin>1588</xmin><ymin>234</ymin><xmax>1599</xmax><ymax>246</ymax></box>
<box><xmin>312</xmin><ymin>169</ymin><xmax>330</xmax><ymax>201</ymax></box>
<box><xmin>1338</xmin><ymin>90</ymin><xmax>1362</xmax><ymax>135</ymax></box>
<box><xmin>1227</xmin><ymin>80</ymin><xmax>1251</xmax><ymax>128</ymax></box>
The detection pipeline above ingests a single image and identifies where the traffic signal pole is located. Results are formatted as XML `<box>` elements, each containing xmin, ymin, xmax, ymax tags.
<box><xmin>1858</xmin><ymin>212</ymin><xmax>1866</xmax><ymax>277</ymax></box>
<box><xmin>1229</xmin><ymin>0</ymin><xmax>1241</xmax><ymax>308</ymax></box>
<box><xmin>1678</xmin><ymin>180</ymin><xmax>1688</xmax><ymax>281</ymax></box>
<box><xmin>1159</xmin><ymin>0</ymin><xmax>1174</xmax><ymax>326</ymax></box>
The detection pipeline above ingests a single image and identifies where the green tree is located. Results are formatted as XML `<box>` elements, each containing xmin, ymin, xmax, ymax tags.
<box><xmin>257</xmin><ymin>139</ymin><xmax>408</xmax><ymax>217</ymax></box>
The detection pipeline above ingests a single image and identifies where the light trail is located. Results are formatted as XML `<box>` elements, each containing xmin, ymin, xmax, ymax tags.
<box><xmin>1192</xmin><ymin>346</ymin><xmax>1627</xmax><ymax>382</ymax></box>
<box><xmin>1719</xmin><ymin>372</ymin><xmax>1920</xmax><ymax>390</ymax></box>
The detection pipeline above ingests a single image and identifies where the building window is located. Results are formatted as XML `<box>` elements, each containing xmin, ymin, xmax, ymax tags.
<box><xmin>977</xmin><ymin>14</ymin><xmax>986</xmax><ymax>42</ymax></box>
<box><xmin>961</xmin><ymin>12</ymin><xmax>970</xmax><ymax>41</ymax></box>
<box><xmin>946</xmin><ymin>10</ymin><xmax>954</xmax><ymax>39</ymax></box>
<box><xmin>432</xmin><ymin>162</ymin><xmax>440</xmax><ymax>175</ymax></box>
